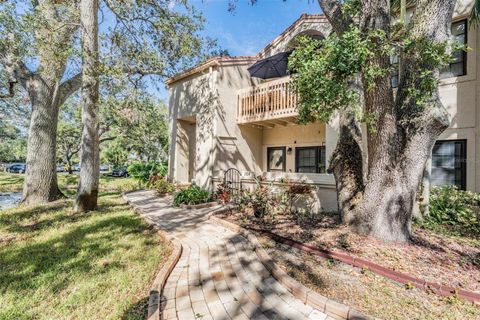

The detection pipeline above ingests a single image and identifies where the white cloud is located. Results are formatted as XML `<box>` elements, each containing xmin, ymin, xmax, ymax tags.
<box><xmin>219</xmin><ymin>31</ymin><xmax>265</xmax><ymax>56</ymax></box>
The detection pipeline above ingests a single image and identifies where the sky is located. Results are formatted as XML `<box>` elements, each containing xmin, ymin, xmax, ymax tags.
<box><xmin>155</xmin><ymin>0</ymin><xmax>321</xmax><ymax>102</ymax></box>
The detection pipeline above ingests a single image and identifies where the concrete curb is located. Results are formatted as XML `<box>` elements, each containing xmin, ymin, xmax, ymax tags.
<box><xmin>208</xmin><ymin>212</ymin><xmax>375</xmax><ymax>320</ymax></box>
<box><xmin>122</xmin><ymin>192</ymin><xmax>183</xmax><ymax>320</ymax></box>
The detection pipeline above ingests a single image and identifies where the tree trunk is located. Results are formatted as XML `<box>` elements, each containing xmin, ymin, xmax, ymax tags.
<box><xmin>418</xmin><ymin>156</ymin><xmax>432</xmax><ymax>217</ymax></box>
<box><xmin>22</xmin><ymin>93</ymin><xmax>64</xmax><ymax>204</ymax></box>
<box><xmin>15</xmin><ymin>1</ymin><xmax>81</xmax><ymax>205</ymax></box>
<box><xmin>67</xmin><ymin>155</ymin><xmax>73</xmax><ymax>174</ymax></box>
<box><xmin>75</xmin><ymin>0</ymin><xmax>100</xmax><ymax>212</ymax></box>
<box><xmin>329</xmin><ymin>110</ymin><xmax>364</xmax><ymax>224</ymax></box>
<box><xmin>317</xmin><ymin>0</ymin><xmax>456</xmax><ymax>242</ymax></box>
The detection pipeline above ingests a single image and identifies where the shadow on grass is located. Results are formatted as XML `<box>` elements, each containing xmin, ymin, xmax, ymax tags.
<box><xmin>121</xmin><ymin>296</ymin><xmax>149</xmax><ymax>320</ymax></box>
<box><xmin>0</xmin><ymin>197</ymin><xmax>128</xmax><ymax>235</ymax></box>
<box><xmin>0</xmin><ymin>174</ymin><xmax>24</xmax><ymax>185</ymax></box>
<box><xmin>0</xmin><ymin>209</ymin><xmax>146</xmax><ymax>296</ymax></box>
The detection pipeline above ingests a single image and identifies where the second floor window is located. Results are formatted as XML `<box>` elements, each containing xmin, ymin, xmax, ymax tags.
<box><xmin>391</xmin><ymin>19</ymin><xmax>467</xmax><ymax>86</ymax></box>
<box><xmin>441</xmin><ymin>19</ymin><xmax>467</xmax><ymax>79</ymax></box>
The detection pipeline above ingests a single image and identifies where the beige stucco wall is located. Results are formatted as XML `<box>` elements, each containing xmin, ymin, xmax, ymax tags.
<box><xmin>168</xmin><ymin>69</ymin><xmax>217</xmax><ymax>188</ymax></box>
<box><xmin>168</xmin><ymin>5</ymin><xmax>479</xmax><ymax>213</ymax></box>
<box><xmin>261</xmin><ymin>122</ymin><xmax>327</xmax><ymax>173</ymax></box>
<box><xmin>437</xmin><ymin>13</ymin><xmax>479</xmax><ymax>192</ymax></box>
<box><xmin>213</xmin><ymin>64</ymin><xmax>264</xmax><ymax>177</ymax></box>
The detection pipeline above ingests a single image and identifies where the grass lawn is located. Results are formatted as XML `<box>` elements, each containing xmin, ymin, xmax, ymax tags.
<box><xmin>0</xmin><ymin>171</ymin><xmax>137</xmax><ymax>194</ymax></box>
<box><xmin>0</xmin><ymin>173</ymin><xmax>169</xmax><ymax>320</ymax></box>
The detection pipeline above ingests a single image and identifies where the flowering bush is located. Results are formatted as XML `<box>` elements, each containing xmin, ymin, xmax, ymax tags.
<box><xmin>214</xmin><ymin>183</ymin><xmax>231</xmax><ymax>204</ymax></box>
<box><xmin>239</xmin><ymin>182</ymin><xmax>275</xmax><ymax>218</ymax></box>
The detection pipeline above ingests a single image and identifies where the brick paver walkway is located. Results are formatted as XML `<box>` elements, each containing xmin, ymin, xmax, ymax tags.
<box><xmin>125</xmin><ymin>190</ymin><xmax>330</xmax><ymax>320</ymax></box>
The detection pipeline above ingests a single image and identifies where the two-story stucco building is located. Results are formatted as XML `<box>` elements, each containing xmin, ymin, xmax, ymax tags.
<box><xmin>167</xmin><ymin>1</ymin><xmax>479</xmax><ymax>212</ymax></box>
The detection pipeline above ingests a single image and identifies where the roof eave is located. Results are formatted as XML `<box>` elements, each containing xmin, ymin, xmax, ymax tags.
<box><xmin>165</xmin><ymin>56</ymin><xmax>258</xmax><ymax>86</ymax></box>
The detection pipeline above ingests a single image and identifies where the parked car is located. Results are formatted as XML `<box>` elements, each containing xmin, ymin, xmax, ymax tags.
<box><xmin>7</xmin><ymin>163</ymin><xmax>27</xmax><ymax>174</ymax></box>
<box><xmin>111</xmin><ymin>167</ymin><xmax>129</xmax><ymax>178</ymax></box>
<box><xmin>72</xmin><ymin>164</ymin><xmax>81</xmax><ymax>172</ymax></box>
<box><xmin>100</xmin><ymin>164</ymin><xmax>109</xmax><ymax>172</ymax></box>
<box><xmin>56</xmin><ymin>164</ymin><xmax>65</xmax><ymax>172</ymax></box>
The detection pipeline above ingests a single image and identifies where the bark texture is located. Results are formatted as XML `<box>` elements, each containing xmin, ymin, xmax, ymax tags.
<box><xmin>0</xmin><ymin>0</ymin><xmax>81</xmax><ymax>205</ymax></box>
<box><xmin>22</xmin><ymin>78</ymin><xmax>64</xmax><ymax>204</ymax></box>
<box><xmin>75</xmin><ymin>0</ymin><xmax>100</xmax><ymax>212</ymax></box>
<box><xmin>329</xmin><ymin>110</ymin><xmax>364</xmax><ymax>224</ymax></box>
<box><xmin>318</xmin><ymin>0</ymin><xmax>456</xmax><ymax>242</ymax></box>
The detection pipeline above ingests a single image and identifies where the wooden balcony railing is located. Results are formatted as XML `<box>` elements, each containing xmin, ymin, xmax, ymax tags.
<box><xmin>237</xmin><ymin>76</ymin><xmax>298</xmax><ymax>125</ymax></box>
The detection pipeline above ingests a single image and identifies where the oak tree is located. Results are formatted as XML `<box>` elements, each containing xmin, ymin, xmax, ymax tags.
<box><xmin>289</xmin><ymin>0</ymin><xmax>466</xmax><ymax>242</ymax></box>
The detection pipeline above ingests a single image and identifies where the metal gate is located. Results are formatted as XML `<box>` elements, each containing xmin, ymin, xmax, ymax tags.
<box><xmin>224</xmin><ymin>168</ymin><xmax>242</xmax><ymax>197</ymax></box>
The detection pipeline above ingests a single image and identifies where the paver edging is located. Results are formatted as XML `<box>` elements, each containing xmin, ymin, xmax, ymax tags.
<box><xmin>251</xmin><ymin>226</ymin><xmax>480</xmax><ymax>304</ymax></box>
<box><xmin>208</xmin><ymin>212</ymin><xmax>374</xmax><ymax>320</ymax></box>
<box><xmin>122</xmin><ymin>192</ymin><xmax>183</xmax><ymax>320</ymax></box>
<box><xmin>210</xmin><ymin>208</ymin><xmax>480</xmax><ymax>305</ymax></box>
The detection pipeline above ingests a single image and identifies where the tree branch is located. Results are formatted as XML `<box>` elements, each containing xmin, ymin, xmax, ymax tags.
<box><xmin>100</xmin><ymin>136</ymin><xmax>116</xmax><ymax>143</ymax></box>
<box><xmin>318</xmin><ymin>0</ymin><xmax>354</xmax><ymax>35</ymax></box>
<box><xmin>0</xmin><ymin>49</ymin><xmax>34</xmax><ymax>90</ymax></box>
<box><xmin>58</xmin><ymin>73</ymin><xmax>82</xmax><ymax>106</ymax></box>
<box><xmin>122</xmin><ymin>65</ymin><xmax>168</xmax><ymax>78</ymax></box>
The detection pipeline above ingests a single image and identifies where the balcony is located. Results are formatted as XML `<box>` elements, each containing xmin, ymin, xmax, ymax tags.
<box><xmin>237</xmin><ymin>76</ymin><xmax>298</xmax><ymax>127</ymax></box>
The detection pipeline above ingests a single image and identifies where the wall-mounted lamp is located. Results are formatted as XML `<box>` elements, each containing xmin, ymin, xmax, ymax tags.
<box><xmin>287</xmin><ymin>147</ymin><xmax>293</xmax><ymax>154</ymax></box>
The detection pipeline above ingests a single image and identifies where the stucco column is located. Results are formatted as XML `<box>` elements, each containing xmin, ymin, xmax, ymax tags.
<box><xmin>167</xmin><ymin>87</ymin><xmax>177</xmax><ymax>182</ymax></box>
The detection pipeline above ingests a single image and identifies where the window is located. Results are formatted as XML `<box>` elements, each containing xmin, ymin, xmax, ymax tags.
<box><xmin>295</xmin><ymin>146</ymin><xmax>326</xmax><ymax>174</ymax></box>
<box><xmin>441</xmin><ymin>20</ymin><xmax>467</xmax><ymax>78</ymax></box>
<box><xmin>431</xmin><ymin>140</ymin><xmax>466</xmax><ymax>190</ymax></box>
<box><xmin>391</xmin><ymin>19</ymin><xmax>467</xmax><ymax>84</ymax></box>
<box><xmin>391</xmin><ymin>55</ymin><xmax>399</xmax><ymax>88</ymax></box>
<box><xmin>267</xmin><ymin>147</ymin><xmax>286</xmax><ymax>172</ymax></box>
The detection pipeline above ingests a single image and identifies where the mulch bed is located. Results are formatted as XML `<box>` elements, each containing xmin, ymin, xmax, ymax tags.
<box><xmin>215</xmin><ymin>210</ymin><xmax>480</xmax><ymax>294</ymax></box>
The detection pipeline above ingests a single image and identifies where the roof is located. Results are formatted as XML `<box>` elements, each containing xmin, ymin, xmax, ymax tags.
<box><xmin>165</xmin><ymin>56</ymin><xmax>257</xmax><ymax>85</ymax></box>
<box><xmin>258</xmin><ymin>13</ymin><xmax>327</xmax><ymax>57</ymax></box>
<box><xmin>166</xmin><ymin>13</ymin><xmax>328</xmax><ymax>86</ymax></box>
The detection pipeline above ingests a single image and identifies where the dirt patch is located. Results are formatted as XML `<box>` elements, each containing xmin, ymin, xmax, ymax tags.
<box><xmin>215</xmin><ymin>210</ymin><xmax>480</xmax><ymax>319</ymax></box>
<box><xmin>216</xmin><ymin>210</ymin><xmax>480</xmax><ymax>292</ymax></box>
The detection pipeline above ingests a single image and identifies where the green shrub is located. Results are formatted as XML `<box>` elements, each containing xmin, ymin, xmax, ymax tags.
<box><xmin>421</xmin><ymin>186</ymin><xmax>480</xmax><ymax>235</ymax></box>
<box><xmin>238</xmin><ymin>181</ymin><xmax>275</xmax><ymax>218</ymax></box>
<box><xmin>127</xmin><ymin>162</ymin><xmax>167</xmax><ymax>183</ymax></box>
<box><xmin>173</xmin><ymin>185</ymin><xmax>211</xmax><ymax>206</ymax></box>
<box><xmin>154</xmin><ymin>178</ymin><xmax>175</xmax><ymax>195</ymax></box>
